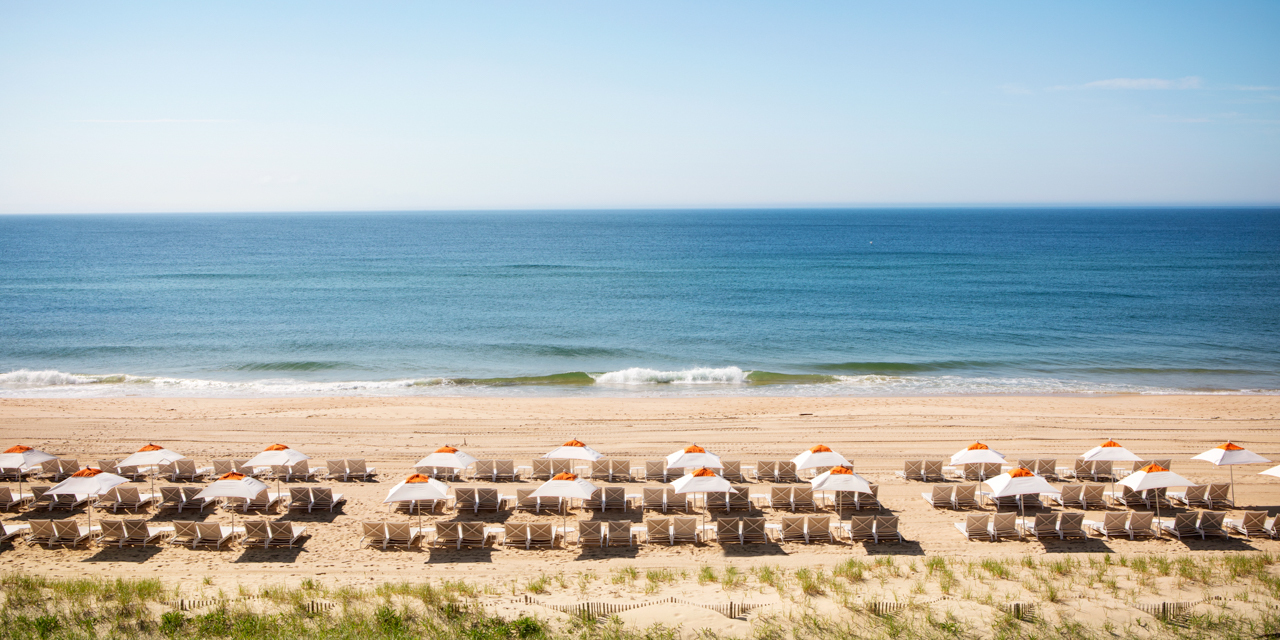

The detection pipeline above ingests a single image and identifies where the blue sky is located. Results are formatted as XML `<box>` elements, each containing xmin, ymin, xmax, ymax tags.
<box><xmin>1</xmin><ymin>2</ymin><xmax>1277</xmax><ymax>213</ymax></box>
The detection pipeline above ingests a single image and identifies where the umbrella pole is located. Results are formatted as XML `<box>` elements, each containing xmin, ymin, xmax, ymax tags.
<box><xmin>1231</xmin><ymin>466</ymin><xmax>1237</xmax><ymax>508</ymax></box>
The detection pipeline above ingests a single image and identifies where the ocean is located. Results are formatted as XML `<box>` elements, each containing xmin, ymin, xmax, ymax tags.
<box><xmin>1</xmin><ymin>209</ymin><xmax>1277</xmax><ymax>397</ymax></box>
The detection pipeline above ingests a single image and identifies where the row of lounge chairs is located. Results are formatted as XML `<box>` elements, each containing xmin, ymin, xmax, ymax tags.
<box><xmin>895</xmin><ymin>459</ymin><xmax>1176</xmax><ymax>483</ymax></box>
<box><xmin>18</xmin><ymin>458</ymin><xmax>375</xmax><ymax>483</ymax></box>
<box><xmin>14</xmin><ymin>518</ymin><xmax>306</xmax><ymax>549</ymax></box>
<box><xmin>958</xmin><ymin>509</ymin><xmax>1268</xmax><ymax>542</ymax></box>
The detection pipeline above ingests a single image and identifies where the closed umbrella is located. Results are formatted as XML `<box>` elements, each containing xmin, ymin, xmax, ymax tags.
<box><xmin>47</xmin><ymin>468</ymin><xmax>129</xmax><ymax>535</ymax></box>
<box><xmin>1193</xmin><ymin>442</ymin><xmax>1270</xmax><ymax>508</ymax></box>
<box><xmin>666</xmin><ymin>444</ymin><xmax>723</xmax><ymax>470</ymax></box>
<box><xmin>414</xmin><ymin>446</ymin><xmax>478</xmax><ymax>475</ymax></box>
<box><xmin>950</xmin><ymin>442</ymin><xmax>1005</xmax><ymax>479</ymax></box>
<box><xmin>543</xmin><ymin>439</ymin><xmax>604</xmax><ymax>461</ymax></box>
<box><xmin>810</xmin><ymin>466</ymin><xmax>872</xmax><ymax>511</ymax></box>
<box><xmin>196</xmin><ymin>472</ymin><xmax>270</xmax><ymax>532</ymax></box>
<box><xmin>383</xmin><ymin>473</ymin><xmax>450</xmax><ymax>532</ymax></box>
<box><xmin>1118</xmin><ymin>463</ymin><xmax>1194</xmax><ymax>523</ymax></box>
<box><xmin>983</xmin><ymin>467</ymin><xmax>1060</xmax><ymax>517</ymax></box>
<box><xmin>530</xmin><ymin>472</ymin><xmax>599</xmax><ymax>535</ymax></box>
<box><xmin>791</xmin><ymin>445</ymin><xmax>851</xmax><ymax>471</ymax></box>
<box><xmin>0</xmin><ymin>445</ymin><xmax>56</xmax><ymax>501</ymax></box>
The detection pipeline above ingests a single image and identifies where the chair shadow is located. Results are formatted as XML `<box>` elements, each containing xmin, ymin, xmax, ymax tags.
<box><xmin>573</xmin><ymin>545</ymin><xmax>641</xmax><ymax>561</ymax></box>
<box><xmin>858</xmin><ymin>540</ymin><xmax>926</xmax><ymax>556</ymax></box>
<box><xmin>277</xmin><ymin>510</ymin><xmax>343</xmax><ymax>524</ymax></box>
<box><xmin>720</xmin><ymin>543</ymin><xmax>789</xmax><ymax>558</ymax></box>
<box><xmin>425</xmin><ymin>548</ymin><xmax>495</xmax><ymax>563</ymax></box>
<box><xmin>150</xmin><ymin>511</ymin><xmax>214</xmax><ymax>522</ymax></box>
<box><xmin>1037</xmin><ymin>539</ymin><xmax>1115</xmax><ymax>553</ymax></box>
<box><xmin>1164</xmin><ymin>537</ymin><xmax>1259</xmax><ymax>551</ymax></box>
<box><xmin>82</xmin><ymin>546</ymin><xmax>165</xmax><ymax>563</ymax></box>
<box><xmin>234</xmin><ymin>545</ymin><xmax>307</xmax><ymax>563</ymax></box>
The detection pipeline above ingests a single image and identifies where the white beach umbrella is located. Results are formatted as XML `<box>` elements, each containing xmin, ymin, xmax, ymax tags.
<box><xmin>810</xmin><ymin>466</ymin><xmax>872</xmax><ymax>511</ymax></box>
<box><xmin>1261</xmin><ymin>465</ymin><xmax>1280</xmax><ymax>480</ymax></box>
<box><xmin>984</xmin><ymin>467</ymin><xmax>1060</xmax><ymax>517</ymax></box>
<box><xmin>0</xmin><ymin>445</ymin><xmax>55</xmax><ymax>471</ymax></box>
<box><xmin>530</xmin><ymin>473</ymin><xmax>600</xmax><ymax>533</ymax></box>
<box><xmin>0</xmin><ymin>445</ymin><xmax>57</xmax><ymax>500</ymax></box>
<box><xmin>383</xmin><ymin>473</ymin><xmax>451</xmax><ymax>531</ymax></box>
<box><xmin>1193</xmin><ymin>442</ymin><xmax>1270</xmax><ymax>508</ymax></box>
<box><xmin>414</xmin><ymin>446</ymin><xmax>478</xmax><ymax>470</ymax></box>
<box><xmin>543</xmin><ymin>439</ymin><xmax>604</xmax><ymax>462</ymax></box>
<box><xmin>1080</xmin><ymin>439</ymin><xmax>1143</xmax><ymax>463</ymax></box>
<box><xmin>950</xmin><ymin>442</ymin><xmax>1005</xmax><ymax>466</ymax></box>
<box><xmin>196</xmin><ymin>472</ymin><xmax>271</xmax><ymax>531</ymax></box>
<box><xmin>244</xmin><ymin>444</ymin><xmax>310</xmax><ymax>468</ymax></box>
<box><xmin>1118</xmin><ymin>463</ymin><xmax>1195</xmax><ymax>521</ymax></box>
<box><xmin>47</xmin><ymin>468</ymin><xmax>129</xmax><ymax>533</ymax></box>
<box><xmin>671</xmin><ymin>467</ymin><xmax>732</xmax><ymax>495</ymax></box>
<box><xmin>119</xmin><ymin>443</ymin><xmax>187</xmax><ymax>496</ymax></box>
<box><xmin>791</xmin><ymin>445</ymin><xmax>851</xmax><ymax>471</ymax></box>
<box><xmin>666</xmin><ymin>444</ymin><xmax>723</xmax><ymax>470</ymax></box>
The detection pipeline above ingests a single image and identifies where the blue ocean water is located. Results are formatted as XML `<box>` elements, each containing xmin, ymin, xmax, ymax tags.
<box><xmin>0</xmin><ymin>209</ymin><xmax>1277</xmax><ymax>397</ymax></box>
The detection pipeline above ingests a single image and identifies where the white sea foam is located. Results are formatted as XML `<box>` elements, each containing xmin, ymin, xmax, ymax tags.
<box><xmin>593</xmin><ymin>367</ymin><xmax>748</xmax><ymax>385</ymax></box>
<box><xmin>0</xmin><ymin>369</ymin><xmax>120</xmax><ymax>386</ymax></box>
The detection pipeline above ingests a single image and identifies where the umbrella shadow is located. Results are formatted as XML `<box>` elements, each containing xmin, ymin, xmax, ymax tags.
<box><xmin>83</xmin><ymin>546</ymin><xmax>165</xmax><ymax>563</ymax></box>
<box><xmin>150</xmin><ymin>511</ymin><xmax>215</xmax><ymax>522</ymax></box>
<box><xmin>277</xmin><ymin>510</ymin><xmax>343</xmax><ymax>524</ymax></box>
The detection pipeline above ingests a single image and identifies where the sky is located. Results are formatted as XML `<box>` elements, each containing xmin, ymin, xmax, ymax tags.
<box><xmin>1</xmin><ymin>2</ymin><xmax>1277</xmax><ymax>213</ymax></box>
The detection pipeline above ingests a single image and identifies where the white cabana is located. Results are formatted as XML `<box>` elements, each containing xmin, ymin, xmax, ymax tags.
<box><xmin>810</xmin><ymin>466</ymin><xmax>872</xmax><ymax>510</ymax></box>
<box><xmin>984</xmin><ymin>467</ymin><xmax>1060</xmax><ymax>516</ymax></box>
<box><xmin>950</xmin><ymin>442</ymin><xmax>1005</xmax><ymax>466</ymax></box>
<box><xmin>1194</xmin><ymin>442</ymin><xmax>1270</xmax><ymax>507</ymax></box>
<box><xmin>666</xmin><ymin>444</ymin><xmax>723</xmax><ymax>470</ymax></box>
<box><xmin>48</xmin><ymin>468</ymin><xmax>129</xmax><ymax>532</ymax></box>
<box><xmin>543</xmin><ymin>439</ymin><xmax>604</xmax><ymax>461</ymax></box>
<box><xmin>1118</xmin><ymin>463</ymin><xmax>1195</xmax><ymax>521</ymax></box>
<box><xmin>244</xmin><ymin>444</ymin><xmax>310</xmax><ymax>468</ymax></box>
<box><xmin>791</xmin><ymin>445</ymin><xmax>851</xmax><ymax>471</ymax></box>
<box><xmin>414</xmin><ymin>446</ymin><xmax>478</xmax><ymax>470</ymax></box>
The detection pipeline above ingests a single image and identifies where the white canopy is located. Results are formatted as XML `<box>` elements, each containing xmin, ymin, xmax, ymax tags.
<box><xmin>666</xmin><ymin>444</ymin><xmax>723</xmax><ymax>469</ymax></box>
<box><xmin>1081</xmin><ymin>440</ymin><xmax>1143</xmax><ymax>462</ymax></box>
<box><xmin>47</xmin><ymin>468</ymin><xmax>128</xmax><ymax>496</ymax></box>
<box><xmin>119</xmin><ymin>444</ymin><xmax>186</xmax><ymax>468</ymax></box>
<box><xmin>196</xmin><ymin>473</ymin><xmax>269</xmax><ymax>500</ymax></box>
<box><xmin>791</xmin><ymin>445</ymin><xmax>851</xmax><ymax>470</ymax></box>
<box><xmin>244</xmin><ymin>444</ymin><xmax>310</xmax><ymax>468</ymax></box>
<box><xmin>1118</xmin><ymin>464</ymin><xmax>1194</xmax><ymax>492</ymax></box>
<box><xmin>0</xmin><ymin>445</ymin><xmax>56</xmax><ymax>471</ymax></box>
<box><xmin>810</xmin><ymin>467</ymin><xmax>872</xmax><ymax>494</ymax></box>
<box><xmin>950</xmin><ymin>442</ymin><xmax>1005</xmax><ymax>465</ymax></box>
<box><xmin>543</xmin><ymin>439</ymin><xmax>604</xmax><ymax>461</ymax></box>
<box><xmin>383</xmin><ymin>474</ymin><xmax>450</xmax><ymax>503</ymax></box>
<box><xmin>414</xmin><ymin>446</ymin><xmax>478</xmax><ymax>470</ymax></box>
<box><xmin>1193</xmin><ymin>442</ymin><xmax>1270</xmax><ymax>466</ymax></box>
<box><xmin>529</xmin><ymin>473</ymin><xmax>599</xmax><ymax>500</ymax></box>
<box><xmin>671</xmin><ymin>468</ymin><xmax>732</xmax><ymax>494</ymax></box>
<box><xmin>983</xmin><ymin>468</ymin><xmax>1059</xmax><ymax>497</ymax></box>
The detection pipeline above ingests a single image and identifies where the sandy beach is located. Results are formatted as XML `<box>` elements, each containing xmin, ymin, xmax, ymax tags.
<box><xmin>2</xmin><ymin>394</ymin><xmax>1279</xmax><ymax>633</ymax></box>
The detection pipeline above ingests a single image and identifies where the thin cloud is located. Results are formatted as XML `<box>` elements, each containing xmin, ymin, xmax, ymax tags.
<box><xmin>72</xmin><ymin>119</ymin><xmax>240</xmax><ymax>123</ymax></box>
<box><xmin>1049</xmin><ymin>76</ymin><xmax>1202</xmax><ymax>91</ymax></box>
<box><xmin>1232</xmin><ymin>85</ymin><xmax>1279</xmax><ymax>92</ymax></box>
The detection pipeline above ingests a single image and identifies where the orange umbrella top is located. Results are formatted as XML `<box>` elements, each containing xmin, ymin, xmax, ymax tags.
<box><xmin>1099</xmin><ymin>440</ymin><xmax>1123</xmax><ymax>448</ymax></box>
<box><xmin>1009</xmin><ymin>467</ymin><xmax>1035</xmax><ymax>477</ymax></box>
<box><xmin>4</xmin><ymin>445</ymin><xmax>33</xmax><ymax>454</ymax></box>
<box><xmin>828</xmin><ymin>466</ymin><xmax>854</xmax><ymax>475</ymax></box>
<box><xmin>1138</xmin><ymin>463</ymin><xmax>1169</xmax><ymax>473</ymax></box>
<box><xmin>691</xmin><ymin>468</ymin><xmax>718</xmax><ymax>477</ymax></box>
<box><xmin>137</xmin><ymin>444</ymin><xmax>165</xmax><ymax>452</ymax></box>
<box><xmin>434</xmin><ymin>445</ymin><xmax>458</xmax><ymax>453</ymax></box>
<box><xmin>562</xmin><ymin>439</ymin><xmax>587</xmax><ymax>447</ymax></box>
<box><xmin>405</xmin><ymin>474</ymin><xmax>434</xmax><ymax>483</ymax></box>
<box><xmin>218</xmin><ymin>472</ymin><xmax>247</xmax><ymax>481</ymax></box>
<box><xmin>1217</xmin><ymin>442</ymin><xmax>1244</xmax><ymax>451</ymax></box>
<box><xmin>966</xmin><ymin>442</ymin><xmax>989</xmax><ymax>450</ymax></box>
<box><xmin>809</xmin><ymin>444</ymin><xmax>832</xmax><ymax>453</ymax></box>
<box><xmin>71</xmin><ymin>468</ymin><xmax>104</xmax><ymax>477</ymax></box>
<box><xmin>264</xmin><ymin>444</ymin><xmax>290</xmax><ymax>451</ymax></box>
<box><xmin>684</xmin><ymin>444</ymin><xmax>706</xmax><ymax>453</ymax></box>
<box><xmin>552</xmin><ymin>472</ymin><xmax>578</xmax><ymax>481</ymax></box>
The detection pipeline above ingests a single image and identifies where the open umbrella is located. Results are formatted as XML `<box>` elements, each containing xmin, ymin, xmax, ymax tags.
<box><xmin>666</xmin><ymin>444</ymin><xmax>723</xmax><ymax>470</ymax></box>
<box><xmin>1193</xmin><ymin>442</ymin><xmax>1270</xmax><ymax>508</ymax></box>
<box><xmin>672</xmin><ymin>467</ymin><xmax>731</xmax><ymax>530</ymax></box>
<box><xmin>950</xmin><ymin>442</ymin><xmax>1005</xmax><ymax>479</ymax></box>
<box><xmin>383</xmin><ymin>474</ymin><xmax>450</xmax><ymax>532</ymax></box>
<box><xmin>810</xmin><ymin>466</ymin><xmax>871</xmax><ymax>511</ymax></box>
<box><xmin>791</xmin><ymin>445</ymin><xmax>851</xmax><ymax>471</ymax></box>
<box><xmin>119</xmin><ymin>444</ymin><xmax>186</xmax><ymax>497</ymax></box>
<box><xmin>530</xmin><ymin>472</ymin><xmax>599</xmax><ymax>535</ymax></box>
<box><xmin>244</xmin><ymin>444</ymin><xmax>310</xmax><ymax>496</ymax></box>
<box><xmin>414</xmin><ymin>446</ymin><xmax>478</xmax><ymax>474</ymax></box>
<box><xmin>0</xmin><ymin>445</ymin><xmax>56</xmax><ymax>501</ymax></box>
<box><xmin>543</xmin><ymin>439</ymin><xmax>603</xmax><ymax>462</ymax></box>
<box><xmin>1081</xmin><ymin>439</ymin><xmax>1143</xmax><ymax>499</ymax></box>
<box><xmin>984</xmin><ymin>467</ymin><xmax>1060</xmax><ymax>517</ymax></box>
<box><xmin>1118</xmin><ymin>463</ymin><xmax>1194</xmax><ymax>523</ymax></box>
<box><xmin>196</xmin><ymin>472</ymin><xmax>270</xmax><ymax>532</ymax></box>
<box><xmin>47</xmin><ymin>468</ymin><xmax>129</xmax><ymax>535</ymax></box>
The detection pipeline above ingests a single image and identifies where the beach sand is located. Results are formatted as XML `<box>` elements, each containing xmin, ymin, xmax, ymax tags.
<box><xmin>2</xmin><ymin>394</ymin><xmax>1279</xmax><ymax>634</ymax></box>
